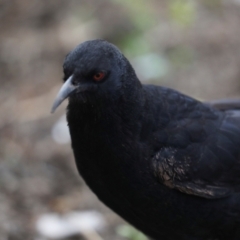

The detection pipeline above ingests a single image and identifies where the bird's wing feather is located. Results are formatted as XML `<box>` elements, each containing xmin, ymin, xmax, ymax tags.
<box><xmin>151</xmin><ymin>90</ymin><xmax>240</xmax><ymax>199</ymax></box>
<box><xmin>152</xmin><ymin>146</ymin><xmax>233</xmax><ymax>199</ymax></box>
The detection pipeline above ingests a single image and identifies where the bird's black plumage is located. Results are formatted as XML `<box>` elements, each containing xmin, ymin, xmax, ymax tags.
<box><xmin>52</xmin><ymin>39</ymin><xmax>240</xmax><ymax>240</ymax></box>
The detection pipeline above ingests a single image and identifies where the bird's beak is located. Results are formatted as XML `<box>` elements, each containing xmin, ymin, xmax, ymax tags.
<box><xmin>51</xmin><ymin>75</ymin><xmax>77</xmax><ymax>113</ymax></box>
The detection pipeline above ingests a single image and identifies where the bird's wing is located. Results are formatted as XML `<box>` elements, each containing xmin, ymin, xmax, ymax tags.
<box><xmin>152</xmin><ymin>98</ymin><xmax>240</xmax><ymax>199</ymax></box>
<box><xmin>152</xmin><ymin>146</ymin><xmax>233</xmax><ymax>199</ymax></box>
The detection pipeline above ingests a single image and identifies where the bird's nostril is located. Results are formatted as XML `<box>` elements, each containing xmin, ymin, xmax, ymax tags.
<box><xmin>72</xmin><ymin>79</ymin><xmax>78</xmax><ymax>86</ymax></box>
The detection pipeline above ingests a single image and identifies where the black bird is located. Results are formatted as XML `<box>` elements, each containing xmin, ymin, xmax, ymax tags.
<box><xmin>52</xmin><ymin>40</ymin><xmax>240</xmax><ymax>240</ymax></box>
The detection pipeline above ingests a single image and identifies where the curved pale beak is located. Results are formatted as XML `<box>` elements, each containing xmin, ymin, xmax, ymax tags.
<box><xmin>51</xmin><ymin>75</ymin><xmax>77</xmax><ymax>113</ymax></box>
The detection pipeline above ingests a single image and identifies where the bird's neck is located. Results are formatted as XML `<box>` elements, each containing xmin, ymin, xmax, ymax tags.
<box><xmin>67</xmin><ymin>79</ymin><xmax>145</xmax><ymax>154</ymax></box>
<box><xmin>68</xmin><ymin>82</ymin><xmax>143</xmax><ymax>132</ymax></box>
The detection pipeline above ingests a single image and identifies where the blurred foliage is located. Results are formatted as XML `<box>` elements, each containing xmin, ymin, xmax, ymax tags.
<box><xmin>168</xmin><ymin>46</ymin><xmax>195</xmax><ymax>69</ymax></box>
<box><xmin>169</xmin><ymin>0</ymin><xmax>195</xmax><ymax>26</ymax></box>
<box><xmin>120</xmin><ymin>34</ymin><xmax>151</xmax><ymax>57</ymax></box>
<box><xmin>116</xmin><ymin>225</ymin><xmax>148</xmax><ymax>240</ymax></box>
<box><xmin>109</xmin><ymin>0</ymin><xmax>156</xmax><ymax>57</ymax></box>
<box><xmin>202</xmin><ymin>0</ymin><xmax>223</xmax><ymax>10</ymax></box>
<box><xmin>110</xmin><ymin>0</ymin><xmax>156</xmax><ymax>30</ymax></box>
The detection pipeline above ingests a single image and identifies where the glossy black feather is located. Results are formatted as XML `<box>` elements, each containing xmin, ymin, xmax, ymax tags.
<box><xmin>59</xmin><ymin>40</ymin><xmax>240</xmax><ymax>240</ymax></box>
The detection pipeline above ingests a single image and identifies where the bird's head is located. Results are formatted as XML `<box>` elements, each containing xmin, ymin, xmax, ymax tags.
<box><xmin>51</xmin><ymin>39</ymin><xmax>139</xmax><ymax>113</ymax></box>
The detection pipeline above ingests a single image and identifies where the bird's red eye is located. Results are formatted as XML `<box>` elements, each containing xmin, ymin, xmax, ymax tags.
<box><xmin>93</xmin><ymin>72</ymin><xmax>105</xmax><ymax>81</ymax></box>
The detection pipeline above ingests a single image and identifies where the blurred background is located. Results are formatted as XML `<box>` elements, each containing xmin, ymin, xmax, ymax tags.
<box><xmin>1</xmin><ymin>0</ymin><xmax>240</xmax><ymax>239</ymax></box>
